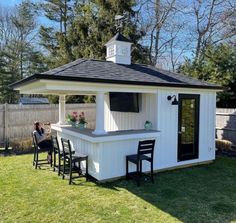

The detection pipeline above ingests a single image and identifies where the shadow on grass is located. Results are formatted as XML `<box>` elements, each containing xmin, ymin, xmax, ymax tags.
<box><xmin>99</xmin><ymin>157</ymin><xmax>236</xmax><ymax>223</ymax></box>
<box><xmin>0</xmin><ymin>149</ymin><xmax>34</xmax><ymax>157</ymax></box>
<box><xmin>0</xmin><ymin>147</ymin><xmax>51</xmax><ymax>157</ymax></box>
<box><xmin>12</xmin><ymin>152</ymin><xmax>236</xmax><ymax>222</ymax></box>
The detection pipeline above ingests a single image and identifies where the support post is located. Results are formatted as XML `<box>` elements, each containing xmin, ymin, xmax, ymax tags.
<box><xmin>92</xmin><ymin>92</ymin><xmax>107</xmax><ymax>135</ymax></box>
<box><xmin>58</xmin><ymin>95</ymin><xmax>66</xmax><ymax>125</ymax></box>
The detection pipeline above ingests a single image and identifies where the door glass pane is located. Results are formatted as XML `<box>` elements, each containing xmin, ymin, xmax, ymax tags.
<box><xmin>181</xmin><ymin>99</ymin><xmax>195</xmax><ymax>155</ymax></box>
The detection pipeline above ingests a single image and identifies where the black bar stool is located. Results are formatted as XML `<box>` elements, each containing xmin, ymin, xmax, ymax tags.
<box><xmin>61</xmin><ymin>138</ymin><xmax>88</xmax><ymax>185</ymax></box>
<box><xmin>51</xmin><ymin>135</ymin><xmax>63</xmax><ymax>175</ymax></box>
<box><xmin>32</xmin><ymin>133</ymin><xmax>52</xmax><ymax>169</ymax></box>
<box><xmin>126</xmin><ymin>139</ymin><xmax>155</xmax><ymax>186</ymax></box>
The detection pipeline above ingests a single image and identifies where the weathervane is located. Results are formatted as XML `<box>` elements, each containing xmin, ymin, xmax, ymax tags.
<box><xmin>115</xmin><ymin>12</ymin><xmax>129</xmax><ymax>32</ymax></box>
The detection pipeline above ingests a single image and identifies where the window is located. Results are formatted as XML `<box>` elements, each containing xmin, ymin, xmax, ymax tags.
<box><xmin>108</xmin><ymin>45</ymin><xmax>115</xmax><ymax>57</ymax></box>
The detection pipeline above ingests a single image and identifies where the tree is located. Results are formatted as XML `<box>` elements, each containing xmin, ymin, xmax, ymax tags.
<box><xmin>136</xmin><ymin>0</ymin><xmax>187</xmax><ymax>67</ymax></box>
<box><xmin>187</xmin><ymin>0</ymin><xmax>236</xmax><ymax>61</ymax></box>
<box><xmin>0</xmin><ymin>50</ymin><xmax>20</xmax><ymax>103</ymax></box>
<box><xmin>72</xmin><ymin>0</ymin><xmax>149</xmax><ymax>63</ymax></box>
<box><xmin>135</xmin><ymin>0</ymin><xmax>236</xmax><ymax>69</ymax></box>
<box><xmin>39</xmin><ymin>0</ymin><xmax>76</xmax><ymax>67</ymax></box>
<box><xmin>39</xmin><ymin>0</ymin><xmax>149</xmax><ymax>66</ymax></box>
<box><xmin>221</xmin><ymin>1</ymin><xmax>236</xmax><ymax>44</ymax></box>
<box><xmin>40</xmin><ymin>0</ymin><xmax>74</xmax><ymax>34</ymax></box>
<box><xmin>179</xmin><ymin>43</ymin><xmax>236</xmax><ymax>107</ymax></box>
<box><xmin>11</xmin><ymin>0</ymin><xmax>39</xmax><ymax>79</ymax></box>
<box><xmin>39</xmin><ymin>0</ymin><xmax>150</xmax><ymax>103</ymax></box>
<box><xmin>0</xmin><ymin>1</ymin><xmax>47</xmax><ymax>103</ymax></box>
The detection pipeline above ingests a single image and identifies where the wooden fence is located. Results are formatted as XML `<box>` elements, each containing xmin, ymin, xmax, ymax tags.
<box><xmin>0</xmin><ymin>103</ymin><xmax>96</xmax><ymax>147</ymax></box>
<box><xmin>216</xmin><ymin>108</ymin><xmax>236</xmax><ymax>146</ymax></box>
<box><xmin>0</xmin><ymin>105</ymin><xmax>235</xmax><ymax>148</ymax></box>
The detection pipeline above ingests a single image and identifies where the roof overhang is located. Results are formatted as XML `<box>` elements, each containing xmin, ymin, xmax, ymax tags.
<box><xmin>12</xmin><ymin>79</ymin><xmax>159</xmax><ymax>95</ymax></box>
<box><xmin>10</xmin><ymin>73</ymin><xmax>223</xmax><ymax>95</ymax></box>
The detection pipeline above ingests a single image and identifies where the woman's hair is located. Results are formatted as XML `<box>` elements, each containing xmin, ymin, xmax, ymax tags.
<box><xmin>34</xmin><ymin>121</ymin><xmax>44</xmax><ymax>136</ymax></box>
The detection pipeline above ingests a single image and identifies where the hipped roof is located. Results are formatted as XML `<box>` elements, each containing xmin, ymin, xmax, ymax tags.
<box><xmin>11</xmin><ymin>59</ymin><xmax>222</xmax><ymax>90</ymax></box>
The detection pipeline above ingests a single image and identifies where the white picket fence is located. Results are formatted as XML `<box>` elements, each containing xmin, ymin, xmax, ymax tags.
<box><xmin>0</xmin><ymin>103</ymin><xmax>96</xmax><ymax>147</ymax></box>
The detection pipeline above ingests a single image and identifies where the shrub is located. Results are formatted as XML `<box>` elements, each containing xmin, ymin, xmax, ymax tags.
<box><xmin>10</xmin><ymin>138</ymin><xmax>33</xmax><ymax>154</ymax></box>
<box><xmin>215</xmin><ymin>139</ymin><xmax>233</xmax><ymax>151</ymax></box>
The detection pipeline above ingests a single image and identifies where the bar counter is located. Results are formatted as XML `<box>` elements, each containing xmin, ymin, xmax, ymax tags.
<box><xmin>51</xmin><ymin>124</ymin><xmax>160</xmax><ymax>181</ymax></box>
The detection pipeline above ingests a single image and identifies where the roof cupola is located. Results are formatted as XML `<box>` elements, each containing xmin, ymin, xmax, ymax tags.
<box><xmin>105</xmin><ymin>33</ymin><xmax>132</xmax><ymax>65</ymax></box>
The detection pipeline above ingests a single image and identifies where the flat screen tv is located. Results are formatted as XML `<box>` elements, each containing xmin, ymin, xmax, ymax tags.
<box><xmin>109</xmin><ymin>92</ymin><xmax>139</xmax><ymax>113</ymax></box>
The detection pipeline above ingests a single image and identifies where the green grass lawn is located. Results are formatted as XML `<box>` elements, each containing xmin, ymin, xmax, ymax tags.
<box><xmin>1</xmin><ymin>154</ymin><xmax>236</xmax><ymax>223</ymax></box>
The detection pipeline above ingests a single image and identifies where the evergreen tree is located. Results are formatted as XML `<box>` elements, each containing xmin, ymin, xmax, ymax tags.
<box><xmin>179</xmin><ymin>44</ymin><xmax>236</xmax><ymax>107</ymax></box>
<box><xmin>39</xmin><ymin>0</ymin><xmax>149</xmax><ymax>67</ymax></box>
<box><xmin>0</xmin><ymin>1</ymin><xmax>47</xmax><ymax>103</ymax></box>
<box><xmin>68</xmin><ymin>0</ymin><xmax>148</xmax><ymax>63</ymax></box>
<box><xmin>11</xmin><ymin>0</ymin><xmax>38</xmax><ymax>79</ymax></box>
<box><xmin>39</xmin><ymin>0</ymin><xmax>149</xmax><ymax>103</ymax></box>
<box><xmin>39</xmin><ymin>0</ymin><xmax>76</xmax><ymax>67</ymax></box>
<box><xmin>0</xmin><ymin>50</ymin><xmax>20</xmax><ymax>103</ymax></box>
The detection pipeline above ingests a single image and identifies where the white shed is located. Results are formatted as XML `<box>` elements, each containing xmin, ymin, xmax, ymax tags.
<box><xmin>11</xmin><ymin>33</ymin><xmax>221</xmax><ymax>181</ymax></box>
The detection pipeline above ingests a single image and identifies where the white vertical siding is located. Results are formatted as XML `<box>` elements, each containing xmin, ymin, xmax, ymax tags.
<box><xmin>156</xmin><ymin>89</ymin><xmax>216</xmax><ymax>170</ymax></box>
<box><xmin>54</xmin><ymin>88</ymin><xmax>216</xmax><ymax>181</ymax></box>
<box><xmin>57</xmin><ymin>131</ymin><xmax>101</xmax><ymax>179</ymax></box>
<box><xmin>104</xmin><ymin>89</ymin><xmax>216</xmax><ymax>174</ymax></box>
<box><xmin>56</xmin><ymin>129</ymin><xmax>159</xmax><ymax>181</ymax></box>
<box><xmin>104</xmin><ymin>93</ymin><xmax>157</xmax><ymax>131</ymax></box>
<box><xmin>156</xmin><ymin>89</ymin><xmax>178</xmax><ymax>169</ymax></box>
<box><xmin>197</xmin><ymin>91</ymin><xmax>216</xmax><ymax>162</ymax></box>
<box><xmin>98</xmin><ymin>136</ymin><xmax>159</xmax><ymax>180</ymax></box>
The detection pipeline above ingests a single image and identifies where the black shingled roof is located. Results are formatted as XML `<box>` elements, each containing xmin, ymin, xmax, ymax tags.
<box><xmin>105</xmin><ymin>33</ymin><xmax>132</xmax><ymax>45</ymax></box>
<box><xmin>11</xmin><ymin>59</ymin><xmax>222</xmax><ymax>90</ymax></box>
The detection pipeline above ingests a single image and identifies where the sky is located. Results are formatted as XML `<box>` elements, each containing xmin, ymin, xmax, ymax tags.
<box><xmin>0</xmin><ymin>0</ymin><xmax>194</xmax><ymax>68</ymax></box>
<box><xmin>0</xmin><ymin>0</ymin><xmax>50</xmax><ymax>26</ymax></box>
<box><xmin>1</xmin><ymin>0</ymin><xmax>23</xmax><ymax>7</ymax></box>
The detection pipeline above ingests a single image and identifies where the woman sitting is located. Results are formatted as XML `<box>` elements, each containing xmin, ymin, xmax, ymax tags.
<box><xmin>33</xmin><ymin>121</ymin><xmax>52</xmax><ymax>163</ymax></box>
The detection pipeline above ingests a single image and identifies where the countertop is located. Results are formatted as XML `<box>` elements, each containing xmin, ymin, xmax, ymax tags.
<box><xmin>51</xmin><ymin>124</ymin><xmax>160</xmax><ymax>143</ymax></box>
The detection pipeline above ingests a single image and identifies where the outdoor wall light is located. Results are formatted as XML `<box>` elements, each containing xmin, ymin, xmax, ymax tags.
<box><xmin>167</xmin><ymin>95</ymin><xmax>179</xmax><ymax>105</ymax></box>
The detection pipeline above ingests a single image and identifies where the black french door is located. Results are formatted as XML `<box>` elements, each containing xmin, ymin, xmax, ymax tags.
<box><xmin>178</xmin><ymin>94</ymin><xmax>200</xmax><ymax>161</ymax></box>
